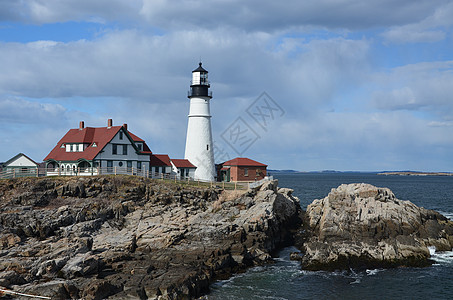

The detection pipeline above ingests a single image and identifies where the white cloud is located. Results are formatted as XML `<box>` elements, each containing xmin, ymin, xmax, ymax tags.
<box><xmin>139</xmin><ymin>0</ymin><xmax>444</xmax><ymax>31</ymax></box>
<box><xmin>0</xmin><ymin>0</ymin><xmax>143</xmax><ymax>24</ymax></box>
<box><xmin>381</xmin><ymin>1</ymin><xmax>453</xmax><ymax>43</ymax></box>
<box><xmin>382</xmin><ymin>27</ymin><xmax>445</xmax><ymax>44</ymax></box>
<box><xmin>0</xmin><ymin>97</ymin><xmax>67</xmax><ymax>124</ymax></box>
<box><xmin>428</xmin><ymin>121</ymin><xmax>453</xmax><ymax>127</ymax></box>
<box><xmin>0</xmin><ymin>0</ymin><xmax>448</xmax><ymax>33</ymax></box>
<box><xmin>371</xmin><ymin>61</ymin><xmax>453</xmax><ymax>118</ymax></box>
<box><xmin>246</xmin><ymin>110</ymin><xmax>453</xmax><ymax>171</ymax></box>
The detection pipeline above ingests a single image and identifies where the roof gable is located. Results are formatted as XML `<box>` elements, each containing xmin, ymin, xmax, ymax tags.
<box><xmin>4</xmin><ymin>153</ymin><xmax>38</xmax><ymax>167</ymax></box>
<box><xmin>222</xmin><ymin>157</ymin><xmax>267</xmax><ymax>167</ymax></box>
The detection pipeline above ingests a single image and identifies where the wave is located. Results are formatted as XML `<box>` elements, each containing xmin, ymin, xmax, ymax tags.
<box><xmin>428</xmin><ymin>246</ymin><xmax>453</xmax><ymax>265</ymax></box>
<box><xmin>365</xmin><ymin>268</ymin><xmax>382</xmax><ymax>276</ymax></box>
<box><xmin>438</xmin><ymin>210</ymin><xmax>453</xmax><ymax>220</ymax></box>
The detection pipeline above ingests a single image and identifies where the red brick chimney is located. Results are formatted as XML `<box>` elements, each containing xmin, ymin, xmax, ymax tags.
<box><xmin>108</xmin><ymin>119</ymin><xmax>113</xmax><ymax>128</ymax></box>
<box><xmin>79</xmin><ymin>121</ymin><xmax>85</xmax><ymax>130</ymax></box>
<box><xmin>123</xmin><ymin>123</ymin><xmax>128</xmax><ymax>131</ymax></box>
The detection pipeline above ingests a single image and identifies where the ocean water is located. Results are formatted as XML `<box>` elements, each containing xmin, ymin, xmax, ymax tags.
<box><xmin>207</xmin><ymin>173</ymin><xmax>453</xmax><ymax>300</ymax></box>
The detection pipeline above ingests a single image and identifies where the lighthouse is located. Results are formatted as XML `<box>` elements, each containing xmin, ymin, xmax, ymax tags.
<box><xmin>184</xmin><ymin>62</ymin><xmax>216</xmax><ymax>181</ymax></box>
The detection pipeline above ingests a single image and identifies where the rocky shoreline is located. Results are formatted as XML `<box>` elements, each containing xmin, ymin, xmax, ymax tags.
<box><xmin>0</xmin><ymin>176</ymin><xmax>300</xmax><ymax>299</ymax></box>
<box><xmin>1</xmin><ymin>177</ymin><xmax>452</xmax><ymax>299</ymax></box>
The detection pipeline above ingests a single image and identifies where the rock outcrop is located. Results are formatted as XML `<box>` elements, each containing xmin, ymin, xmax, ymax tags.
<box><xmin>297</xmin><ymin>183</ymin><xmax>453</xmax><ymax>271</ymax></box>
<box><xmin>0</xmin><ymin>176</ymin><xmax>300</xmax><ymax>299</ymax></box>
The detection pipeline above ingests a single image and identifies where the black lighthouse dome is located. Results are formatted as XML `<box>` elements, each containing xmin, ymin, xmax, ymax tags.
<box><xmin>188</xmin><ymin>62</ymin><xmax>212</xmax><ymax>98</ymax></box>
<box><xmin>193</xmin><ymin>62</ymin><xmax>208</xmax><ymax>73</ymax></box>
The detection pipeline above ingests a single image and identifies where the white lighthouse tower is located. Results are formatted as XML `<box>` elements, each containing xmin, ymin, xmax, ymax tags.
<box><xmin>184</xmin><ymin>62</ymin><xmax>216</xmax><ymax>181</ymax></box>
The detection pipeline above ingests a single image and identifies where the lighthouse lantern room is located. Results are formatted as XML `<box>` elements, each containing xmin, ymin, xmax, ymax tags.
<box><xmin>189</xmin><ymin>63</ymin><xmax>212</xmax><ymax>98</ymax></box>
<box><xmin>184</xmin><ymin>62</ymin><xmax>216</xmax><ymax>181</ymax></box>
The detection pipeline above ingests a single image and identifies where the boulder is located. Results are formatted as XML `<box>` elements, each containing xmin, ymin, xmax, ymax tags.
<box><xmin>300</xmin><ymin>183</ymin><xmax>453</xmax><ymax>270</ymax></box>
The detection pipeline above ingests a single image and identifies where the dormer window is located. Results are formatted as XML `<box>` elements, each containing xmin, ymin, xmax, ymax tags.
<box><xmin>136</xmin><ymin>143</ymin><xmax>142</xmax><ymax>151</ymax></box>
<box><xmin>119</xmin><ymin>131</ymin><xmax>123</xmax><ymax>140</ymax></box>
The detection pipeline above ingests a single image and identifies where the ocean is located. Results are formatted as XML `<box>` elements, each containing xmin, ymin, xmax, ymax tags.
<box><xmin>207</xmin><ymin>173</ymin><xmax>453</xmax><ymax>300</ymax></box>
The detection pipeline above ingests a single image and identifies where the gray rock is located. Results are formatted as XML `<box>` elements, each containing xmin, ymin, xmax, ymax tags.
<box><xmin>299</xmin><ymin>183</ymin><xmax>453</xmax><ymax>270</ymax></box>
<box><xmin>60</xmin><ymin>253</ymin><xmax>99</xmax><ymax>278</ymax></box>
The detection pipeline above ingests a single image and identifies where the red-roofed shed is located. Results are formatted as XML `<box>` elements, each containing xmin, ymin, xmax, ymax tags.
<box><xmin>171</xmin><ymin>159</ymin><xmax>196</xmax><ymax>179</ymax></box>
<box><xmin>219</xmin><ymin>157</ymin><xmax>267</xmax><ymax>182</ymax></box>
<box><xmin>150</xmin><ymin>154</ymin><xmax>172</xmax><ymax>175</ymax></box>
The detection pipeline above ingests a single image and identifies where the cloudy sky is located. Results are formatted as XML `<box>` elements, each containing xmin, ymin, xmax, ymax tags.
<box><xmin>1</xmin><ymin>0</ymin><xmax>452</xmax><ymax>172</ymax></box>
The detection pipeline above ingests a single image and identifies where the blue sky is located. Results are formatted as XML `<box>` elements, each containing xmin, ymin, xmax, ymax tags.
<box><xmin>1</xmin><ymin>0</ymin><xmax>453</xmax><ymax>172</ymax></box>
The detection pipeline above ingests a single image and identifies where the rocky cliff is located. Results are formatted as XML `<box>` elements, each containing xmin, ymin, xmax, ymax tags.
<box><xmin>296</xmin><ymin>183</ymin><xmax>453</xmax><ymax>270</ymax></box>
<box><xmin>0</xmin><ymin>176</ymin><xmax>300</xmax><ymax>299</ymax></box>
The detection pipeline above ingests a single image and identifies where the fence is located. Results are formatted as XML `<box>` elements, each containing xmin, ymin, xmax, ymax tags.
<box><xmin>0</xmin><ymin>167</ymin><xmax>269</xmax><ymax>190</ymax></box>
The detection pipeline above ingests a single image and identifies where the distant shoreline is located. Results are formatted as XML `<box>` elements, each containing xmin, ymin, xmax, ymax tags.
<box><xmin>268</xmin><ymin>170</ymin><xmax>453</xmax><ymax>176</ymax></box>
<box><xmin>378</xmin><ymin>171</ymin><xmax>453</xmax><ymax>176</ymax></box>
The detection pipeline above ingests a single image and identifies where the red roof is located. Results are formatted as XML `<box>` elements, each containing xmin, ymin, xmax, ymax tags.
<box><xmin>128</xmin><ymin>131</ymin><xmax>152</xmax><ymax>152</ymax></box>
<box><xmin>171</xmin><ymin>159</ymin><xmax>196</xmax><ymax>168</ymax></box>
<box><xmin>128</xmin><ymin>132</ymin><xmax>144</xmax><ymax>142</ymax></box>
<box><xmin>44</xmin><ymin>125</ymin><xmax>151</xmax><ymax>162</ymax></box>
<box><xmin>150</xmin><ymin>154</ymin><xmax>171</xmax><ymax>166</ymax></box>
<box><xmin>222</xmin><ymin>157</ymin><xmax>267</xmax><ymax>167</ymax></box>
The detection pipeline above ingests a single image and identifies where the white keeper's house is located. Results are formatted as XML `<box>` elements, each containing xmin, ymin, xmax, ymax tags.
<box><xmin>44</xmin><ymin>119</ymin><xmax>153</xmax><ymax>175</ymax></box>
<box><xmin>44</xmin><ymin>119</ymin><xmax>195</xmax><ymax>177</ymax></box>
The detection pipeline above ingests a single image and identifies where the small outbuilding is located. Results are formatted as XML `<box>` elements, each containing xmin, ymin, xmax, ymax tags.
<box><xmin>1</xmin><ymin>153</ymin><xmax>39</xmax><ymax>178</ymax></box>
<box><xmin>149</xmin><ymin>154</ymin><xmax>172</xmax><ymax>177</ymax></box>
<box><xmin>171</xmin><ymin>159</ymin><xmax>196</xmax><ymax>180</ymax></box>
<box><xmin>218</xmin><ymin>157</ymin><xmax>267</xmax><ymax>182</ymax></box>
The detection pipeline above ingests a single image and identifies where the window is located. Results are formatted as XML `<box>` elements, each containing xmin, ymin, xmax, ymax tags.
<box><xmin>127</xmin><ymin>161</ymin><xmax>132</xmax><ymax>168</ymax></box>
<box><xmin>207</xmin><ymin>144</ymin><xmax>209</xmax><ymax>151</ymax></box>
<box><xmin>123</xmin><ymin>145</ymin><xmax>127</xmax><ymax>155</ymax></box>
<box><xmin>118</xmin><ymin>161</ymin><xmax>123</xmax><ymax>167</ymax></box>
<box><xmin>107</xmin><ymin>160</ymin><xmax>113</xmax><ymax>168</ymax></box>
<box><xmin>70</xmin><ymin>144</ymin><xmax>73</xmax><ymax>152</ymax></box>
<box><xmin>137</xmin><ymin>162</ymin><xmax>142</xmax><ymax>169</ymax></box>
<box><xmin>155</xmin><ymin>166</ymin><xmax>160</xmax><ymax>173</ymax></box>
<box><xmin>112</xmin><ymin>144</ymin><xmax>117</xmax><ymax>155</ymax></box>
<box><xmin>119</xmin><ymin>131</ymin><xmax>123</xmax><ymax>140</ymax></box>
<box><xmin>137</xmin><ymin>143</ymin><xmax>142</xmax><ymax>150</ymax></box>
<box><xmin>244</xmin><ymin>168</ymin><xmax>248</xmax><ymax>176</ymax></box>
